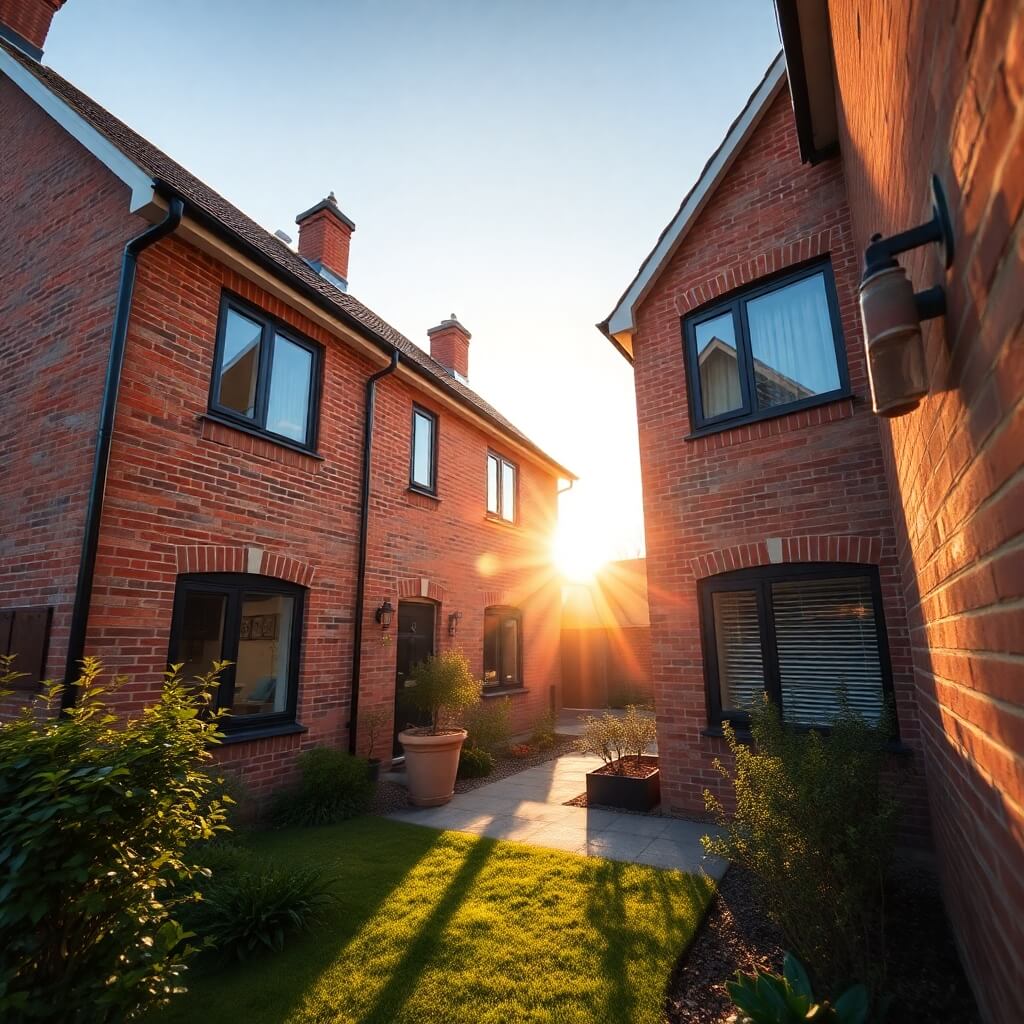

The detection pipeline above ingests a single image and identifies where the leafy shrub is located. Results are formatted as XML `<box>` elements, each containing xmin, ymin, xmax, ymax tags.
<box><xmin>401</xmin><ymin>648</ymin><xmax>481</xmax><ymax>733</ymax></box>
<box><xmin>508</xmin><ymin>743</ymin><xmax>534</xmax><ymax>759</ymax></box>
<box><xmin>528</xmin><ymin>708</ymin><xmax>558</xmax><ymax>750</ymax></box>
<box><xmin>575</xmin><ymin>705</ymin><xmax>656</xmax><ymax>773</ymax></box>
<box><xmin>462</xmin><ymin>696</ymin><xmax>512</xmax><ymax>754</ymax></box>
<box><xmin>728</xmin><ymin>953</ymin><xmax>870</xmax><ymax>1024</ymax></box>
<box><xmin>0</xmin><ymin>656</ymin><xmax>229</xmax><ymax>1023</ymax></box>
<box><xmin>457</xmin><ymin>745</ymin><xmax>494</xmax><ymax>779</ymax></box>
<box><xmin>181</xmin><ymin>860</ymin><xmax>336</xmax><ymax>962</ymax></box>
<box><xmin>360</xmin><ymin>705</ymin><xmax>390</xmax><ymax>762</ymax></box>
<box><xmin>702</xmin><ymin>698</ymin><xmax>900</xmax><ymax>998</ymax></box>
<box><xmin>270</xmin><ymin>746</ymin><xmax>374</xmax><ymax>826</ymax></box>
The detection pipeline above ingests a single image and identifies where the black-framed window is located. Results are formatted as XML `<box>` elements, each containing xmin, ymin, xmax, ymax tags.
<box><xmin>483</xmin><ymin>606</ymin><xmax>522</xmax><ymax>689</ymax></box>
<box><xmin>486</xmin><ymin>452</ymin><xmax>517</xmax><ymax>523</ymax></box>
<box><xmin>410</xmin><ymin>405</ymin><xmax>438</xmax><ymax>494</ymax></box>
<box><xmin>700</xmin><ymin>563</ymin><xmax>893</xmax><ymax>730</ymax></box>
<box><xmin>169</xmin><ymin>573</ymin><xmax>305</xmax><ymax>732</ymax></box>
<box><xmin>683</xmin><ymin>261</ymin><xmax>849</xmax><ymax>433</ymax></box>
<box><xmin>209</xmin><ymin>294</ymin><xmax>322</xmax><ymax>450</ymax></box>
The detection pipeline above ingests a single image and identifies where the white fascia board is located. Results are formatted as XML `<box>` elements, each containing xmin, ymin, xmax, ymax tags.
<box><xmin>0</xmin><ymin>49</ymin><xmax>155</xmax><ymax>212</ymax></box>
<box><xmin>606</xmin><ymin>53</ymin><xmax>787</xmax><ymax>339</ymax></box>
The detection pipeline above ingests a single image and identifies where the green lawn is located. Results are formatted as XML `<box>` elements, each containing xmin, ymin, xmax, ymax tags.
<box><xmin>154</xmin><ymin>817</ymin><xmax>714</xmax><ymax>1024</ymax></box>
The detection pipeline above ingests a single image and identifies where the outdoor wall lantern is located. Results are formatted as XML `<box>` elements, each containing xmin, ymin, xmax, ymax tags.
<box><xmin>375</xmin><ymin>599</ymin><xmax>394</xmax><ymax>630</ymax></box>
<box><xmin>859</xmin><ymin>174</ymin><xmax>955</xmax><ymax>417</ymax></box>
<box><xmin>448</xmin><ymin>611</ymin><xmax>463</xmax><ymax>637</ymax></box>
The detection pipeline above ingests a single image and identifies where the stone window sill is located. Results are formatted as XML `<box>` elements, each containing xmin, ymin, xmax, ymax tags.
<box><xmin>482</xmin><ymin>686</ymin><xmax>528</xmax><ymax>699</ymax></box>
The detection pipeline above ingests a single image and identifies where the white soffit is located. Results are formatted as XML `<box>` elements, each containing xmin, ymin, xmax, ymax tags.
<box><xmin>0</xmin><ymin>47</ymin><xmax>155</xmax><ymax>212</ymax></box>
<box><xmin>605</xmin><ymin>52</ymin><xmax>788</xmax><ymax>345</ymax></box>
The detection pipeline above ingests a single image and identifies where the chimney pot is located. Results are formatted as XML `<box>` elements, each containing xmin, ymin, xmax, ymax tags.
<box><xmin>428</xmin><ymin>315</ymin><xmax>472</xmax><ymax>382</ymax></box>
<box><xmin>0</xmin><ymin>0</ymin><xmax>67</xmax><ymax>56</ymax></box>
<box><xmin>295</xmin><ymin>193</ymin><xmax>355</xmax><ymax>290</ymax></box>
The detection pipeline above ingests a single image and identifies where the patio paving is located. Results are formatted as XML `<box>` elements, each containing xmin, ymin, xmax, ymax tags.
<box><xmin>387</xmin><ymin>751</ymin><xmax>727</xmax><ymax>878</ymax></box>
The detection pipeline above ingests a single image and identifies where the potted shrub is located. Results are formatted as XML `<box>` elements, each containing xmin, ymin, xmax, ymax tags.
<box><xmin>398</xmin><ymin>649</ymin><xmax>481</xmax><ymax>806</ymax></box>
<box><xmin>577</xmin><ymin>705</ymin><xmax>660</xmax><ymax>811</ymax></box>
<box><xmin>361</xmin><ymin>706</ymin><xmax>389</xmax><ymax>782</ymax></box>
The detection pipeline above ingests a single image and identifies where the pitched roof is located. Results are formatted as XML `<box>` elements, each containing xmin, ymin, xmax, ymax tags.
<box><xmin>0</xmin><ymin>40</ymin><xmax>574</xmax><ymax>479</ymax></box>
<box><xmin>598</xmin><ymin>52</ymin><xmax>787</xmax><ymax>363</ymax></box>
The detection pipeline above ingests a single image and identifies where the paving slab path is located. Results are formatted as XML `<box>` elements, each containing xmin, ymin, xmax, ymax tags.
<box><xmin>387</xmin><ymin>751</ymin><xmax>727</xmax><ymax>878</ymax></box>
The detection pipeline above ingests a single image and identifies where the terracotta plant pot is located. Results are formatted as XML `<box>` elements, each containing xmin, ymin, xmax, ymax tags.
<box><xmin>398</xmin><ymin>728</ymin><xmax>467</xmax><ymax>807</ymax></box>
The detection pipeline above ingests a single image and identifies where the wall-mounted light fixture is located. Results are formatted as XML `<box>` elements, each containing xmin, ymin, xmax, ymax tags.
<box><xmin>448</xmin><ymin>611</ymin><xmax>463</xmax><ymax>637</ymax></box>
<box><xmin>859</xmin><ymin>174</ymin><xmax>955</xmax><ymax>417</ymax></box>
<box><xmin>374</xmin><ymin>599</ymin><xmax>394</xmax><ymax>630</ymax></box>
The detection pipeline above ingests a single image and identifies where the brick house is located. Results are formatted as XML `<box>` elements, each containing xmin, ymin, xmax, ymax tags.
<box><xmin>0</xmin><ymin>1</ymin><xmax>572</xmax><ymax>799</ymax></box>
<box><xmin>601</xmin><ymin>3</ymin><xmax>1022</xmax><ymax>1019</ymax></box>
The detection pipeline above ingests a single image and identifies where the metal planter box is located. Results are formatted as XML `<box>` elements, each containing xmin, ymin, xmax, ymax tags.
<box><xmin>585</xmin><ymin>758</ymin><xmax>660</xmax><ymax>812</ymax></box>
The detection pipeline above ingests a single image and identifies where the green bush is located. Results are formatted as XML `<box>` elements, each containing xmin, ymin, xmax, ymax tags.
<box><xmin>574</xmin><ymin>705</ymin><xmax>655</xmax><ymax>773</ymax></box>
<box><xmin>180</xmin><ymin>858</ymin><xmax>336</xmax><ymax>962</ymax></box>
<box><xmin>0</xmin><ymin>655</ymin><xmax>230</xmax><ymax>1023</ymax></box>
<box><xmin>528</xmin><ymin>708</ymin><xmax>558</xmax><ymax>750</ymax></box>
<box><xmin>728</xmin><ymin>953</ymin><xmax>870</xmax><ymax>1024</ymax></box>
<box><xmin>269</xmin><ymin>746</ymin><xmax>374</xmax><ymax>826</ymax></box>
<box><xmin>463</xmin><ymin>696</ymin><xmax>512</xmax><ymax>754</ymax></box>
<box><xmin>702</xmin><ymin>698</ymin><xmax>900</xmax><ymax>999</ymax></box>
<box><xmin>401</xmin><ymin>648</ymin><xmax>481</xmax><ymax>734</ymax></box>
<box><xmin>457</xmin><ymin>746</ymin><xmax>494</xmax><ymax>779</ymax></box>
<box><xmin>607</xmin><ymin>684</ymin><xmax>653</xmax><ymax>710</ymax></box>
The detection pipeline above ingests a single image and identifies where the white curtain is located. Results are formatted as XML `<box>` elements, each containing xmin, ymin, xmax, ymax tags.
<box><xmin>267</xmin><ymin>336</ymin><xmax>312</xmax><ymax>441</ymax></box>
<box><xmin>746</xmin><ymin>273</ymin><xmax>840</xmax><ymax>408</ymax></box>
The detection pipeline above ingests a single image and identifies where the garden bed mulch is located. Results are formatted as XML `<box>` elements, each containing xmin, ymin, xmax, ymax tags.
<box><xmin>369</xmin><ymin>734</ymin><xmax>577</xmax><ymax>815</ymax></box>
<box><xmin>663</xmin><ymin>860</ymin><xmax>980</xmax><ymax>1024</ymax></box>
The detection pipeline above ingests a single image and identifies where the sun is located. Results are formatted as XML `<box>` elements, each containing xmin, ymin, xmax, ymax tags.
<box><xmin>553</xmin><ymin>521</ymin><xmax>609</xmax><ymax>584</ymax></box>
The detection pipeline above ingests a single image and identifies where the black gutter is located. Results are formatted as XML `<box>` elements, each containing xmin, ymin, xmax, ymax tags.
<box><xmin>151</xmin><ymin>181</ymin><xmax>575</xmax><ymax>481</ymax></box>
<box><xmin>347</xmin><ymin>350</ymin><xmax>400</xmax><ymax>753</ymax></box>
<box><xmin>62</xmin><ymin>198</ymin><xmax>184</xmax><ymax>706</ymax></box>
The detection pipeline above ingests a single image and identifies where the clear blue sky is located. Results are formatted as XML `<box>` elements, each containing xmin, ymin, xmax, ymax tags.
<box><xmin>46</xmin><ymin>0</ymin><xmax>781</xmax><ymax>566</ymax></box>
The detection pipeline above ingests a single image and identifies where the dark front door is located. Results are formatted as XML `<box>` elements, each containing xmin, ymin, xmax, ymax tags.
<box><xmin>394</xmin><ymin>601</ymin><xmax>436</xmax><ymax>755</ymax></box>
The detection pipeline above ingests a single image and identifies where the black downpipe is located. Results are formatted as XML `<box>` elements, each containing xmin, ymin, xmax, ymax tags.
<box><xmin>348</xmin><ymin>350</ymin><xmax>400</xmax><ymax>752</ymax></box>
<box><xmin>61</xmin><ymin>199</ymin><xmax>184</xmax><ymax>707</ymax></box>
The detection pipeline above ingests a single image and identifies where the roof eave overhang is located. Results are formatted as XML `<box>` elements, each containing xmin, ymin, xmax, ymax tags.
<box><xmin>774</xmin><ymin>0</ymin><xmax>839</xmax><ymax>165</ymax></box>
<box><xmin>600</xmin><ymin>52</ymin><xmax>788</xmax><ymax>362</ymax></box>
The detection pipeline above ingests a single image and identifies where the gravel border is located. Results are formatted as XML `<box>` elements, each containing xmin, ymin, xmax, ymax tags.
<box><xmin>664</xmin><ymin>861</ymin><xmax>980</xmax><ymax>1024</ymax></box>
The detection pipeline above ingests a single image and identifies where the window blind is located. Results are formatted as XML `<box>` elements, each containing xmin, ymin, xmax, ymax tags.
<box><xmin>771</xmin><ymin>576</ymin><xmax>884</xmax><ymax>725</ymax></box>
<box><xmin>712</xmin><ymin>590</ymin><xmax>765</xmax><ymax>714</ymax></box>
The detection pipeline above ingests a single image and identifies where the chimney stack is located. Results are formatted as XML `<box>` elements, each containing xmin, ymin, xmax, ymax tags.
<box><xmin>428</xmin><ymin>314</ymin><xmax>471</xmax><ymax>382</ymax></box>
<box><xmin>295</xmin><ymin>192</ymin><xmax>355</xmax><ymax>291</ymax></box>
<box><xmin>0</xmin><ymin>0</ymin><xmax>67</xmax><ymax>56</ymax></box>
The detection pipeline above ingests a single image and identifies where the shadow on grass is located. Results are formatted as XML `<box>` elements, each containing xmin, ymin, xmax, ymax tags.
<box><xmin>585</xmin><ymin>857</ymin><xmax>714</xmax><ymax>1023</ymax></box>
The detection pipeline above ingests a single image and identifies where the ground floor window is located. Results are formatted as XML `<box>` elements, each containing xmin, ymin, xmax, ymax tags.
<box><xmin>699</xmin><ymin>563</ymin><xmax>893</xmax><ymax>729</ymax></box>
<box><xmin>483</xmin><ymin>606</ymin><xmax>521</xmax><ymax>689</ymax></box>
<box><xmin>169</xmin><ymin>573</ymin><xmax>304</xmax><ymax>730</ymax></box>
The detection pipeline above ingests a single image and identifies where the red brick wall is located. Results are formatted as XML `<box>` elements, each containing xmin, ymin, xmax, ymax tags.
<box><xmin>560</xmin><ymin>625</ymin><xmax>652</xmax><ymax>708</ymax></box>
<box><xmin>1</xmin><ymin>82</ymin><xmax>561</xmax><ymax>796</ymax></box>
<box><xmin>0</xmin><ymin>79</ymin><xmax>135</xmax><ymax>694</ymax></box>
<box><xmin>827</xmin><ymin>2</ymin><xmax>1024</xmax><ymax>1017</ymax></box>
<box><xmin>630</xmin><ymin>89</ymin><xmax>928</xmax><ymax>837</ymax></box>
<box><xmin>78</xmin><ymin>229</ymin><xmax>560</xmax><ymax>798</ymax></box>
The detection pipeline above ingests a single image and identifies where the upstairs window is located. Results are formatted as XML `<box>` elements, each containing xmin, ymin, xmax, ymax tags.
<box><xmin>487</xmin><ymin>452</ymin><xmax>517</xmax><ymax>523</ymax></box>
<box><xmin>169</xmin><ymin>573</ymin><xmax>305</xmax><ymax>733</ymax></box>
<box><xmin>410</xmin><ymin>406</ymin><xmax>438</xmax><ymax>494</ymax></box>
<box><xmin>210</xmin><ymin>295</ymin><xmax>321</xmax><ymax>450</ymax></box>
<box><xmin>683</xmin><ymin>261</ymin><xmax>848</xmax><ymax>433</ymax></box>
<box><xmin>483</xmin><ymin>606</ymin><xmax>522</xmax><ymax>689</ymax></box>
<box><xmin>700</xmin><ymin>564</ymin><xmax>893</xmax><ymax>730</ymax></box>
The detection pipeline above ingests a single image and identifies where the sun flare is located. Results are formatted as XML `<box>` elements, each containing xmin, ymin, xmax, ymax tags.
<box><xmin>553</xmin><ymin>521</ymin><xmax>610</xmax><ymax>584</ymax></box>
